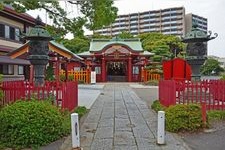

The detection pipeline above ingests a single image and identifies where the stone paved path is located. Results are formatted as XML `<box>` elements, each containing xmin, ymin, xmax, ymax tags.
<box><xmin>79</xmin><ymin>83</ymin><xmax>189</xmax><ymax>150</ymax></box>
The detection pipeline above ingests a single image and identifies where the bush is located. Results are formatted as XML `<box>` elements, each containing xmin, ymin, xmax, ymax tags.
<box><xmin>68</xmin><ymin>74</ymin><xmax>74</xmax><ymax>81</ymax></box>
<box><xmin>60</xmin><ymin>74</ymin><xmax>66</xmax><ymax>81</ymax></box>
<box><xmin>207</xmin><ymin>110</ymin><xmax>225</xmax><ymax>120</ymax></box>
<box><xmin>78</xmin><ymin>80</ymin><xmax>85</xmax><ymax>84</ymax></box>
<box><xmin>144</xmin><ymin>80</ymin><xmax>159</xmax><ymax>86</ymax></box>
<box><xmin>0</xmin><ymin>100</ymin><xmax>70</xmax><ymax>149</ymax></box>
<box><xmin>151</xmin><ymin>100</ymin><xmax>165</xmax><ymax>112</ymax></box>
<box><xmin>74</xmin><ymin>106</ymin><xmax>87</xmax><ymax>118</ymax></box>
<box><xmin>165</xmin><ymin>104</ymin><xmax>203</xmax><ymax>132</ymax></box>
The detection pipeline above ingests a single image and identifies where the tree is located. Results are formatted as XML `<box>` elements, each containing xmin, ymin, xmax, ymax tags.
<box><xmin>137</xmin><ymin>33</ymin><xmax>185</xmax><ymax>74</ymax></box>
<box><xmin>138</xmin><ymin>33</ymin><xmax>184</xmax><ymax>61</ymax></box>
<box><xmin>138</xmin><ymin>32</ymin><xmax>185</xmax><ymax>57</ymax></box>
<box><xmin>200</xmin><ymin>58</ymin><xmax>224</xmax><ymax>75</ymax></box>
<box><xmin>0</xmin><ymin>0</ymin><xmax>118</xmax><ymax>38</ymax></box>
<box><xmin>62</xmin><ymin>37</ymin><xmax>90</xmax><ymax>54</ymax></box>
<box><xmin>117</xmin><ymin>31</ymin><xmax>134</xmax><ymax>39</ymax></box>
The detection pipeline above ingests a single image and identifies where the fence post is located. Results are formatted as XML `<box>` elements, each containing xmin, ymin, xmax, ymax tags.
<box><xmin>71</xmin><ymin>113</ymin><xmax>80</xmax><ymax>149</ymax></box>
<box><xmin>157</xmin><ymin>111</ymin><xmax>165</xmax><ymax>145</ymax></box>
<box><xmin>171</xmin><ymin>80</ymin><xmax>176</xmax><ymax>105</ymax></box>
<box><xmin>201</xmin><ymin>102</ymin><xmax>207</xmax><ymax>128</ymax></box>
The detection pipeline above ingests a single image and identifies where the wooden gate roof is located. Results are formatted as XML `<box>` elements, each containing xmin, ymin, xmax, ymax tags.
<box><xmin>8</xmin><ymin>40</ymin><xmax>83</xmax><ymax>60</ymax></box>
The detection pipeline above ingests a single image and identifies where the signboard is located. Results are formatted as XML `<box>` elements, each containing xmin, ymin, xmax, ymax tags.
<box><xmin>91</xmin><ymin>71</ymin><xmax>96</xmax><ymax>84</ymax></box>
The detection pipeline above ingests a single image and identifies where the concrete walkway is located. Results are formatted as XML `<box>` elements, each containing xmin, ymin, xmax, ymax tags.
<box><xmin>78</xmin><ymin>83</ymin><xmax>189</xmax><ymax>150</ymax></box>
<box><xmin>78</xmin><ymin>84</ymin><xmax>105</xmax><ymax>109</ymax></box>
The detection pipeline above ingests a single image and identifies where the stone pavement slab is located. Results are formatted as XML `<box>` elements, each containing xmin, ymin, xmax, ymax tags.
<box><xmin>77</xmin><ymin>83</ymin><xmax>190</xmax><ymax>150</ymax></box>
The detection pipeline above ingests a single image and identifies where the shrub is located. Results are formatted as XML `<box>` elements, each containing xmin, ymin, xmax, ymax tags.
<box><xmin>151</xmin><ymin>100</ymin><xmax>165</xmax><ymax>112</ymax></box>
<box><xmin>60</xmin><ymin>74</ymin><xmax>66</xmax><ymax>81</ymax></box>
<box><xmin>144</xmin><ymin>80</ymin><xmax>159</xmax><ymax>86</ymax></box>
<box><xmin>165</xmin><ymin>104</ymin><xmax>203</xmax><ymax>132</ymax></box>
<box><xmin>78</xmin><ymin>80</ymin><xmax>85</xmax><ymax>84</ymax></box>
<box><xmin>0</xmin><ymin>100</ymin><xmax>70</xmax><ymax>149</ymax></box>
<box><xmin>68</xmin><ymin>74</ymin><xmax>74</xmax><ymax>81</ymax></box>
<box><xmin>74</xmin><ymin>106</ymin><xmax>87</xmax><ymax>118</ymax></box>
<box><xmin>207</xmin><ymin>110</ymin><xmax>225</xmax><ymax>120</ymax></box>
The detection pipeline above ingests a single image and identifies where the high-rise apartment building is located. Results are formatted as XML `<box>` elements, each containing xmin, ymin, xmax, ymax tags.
<box><xmin>94</xmin><ymin>7</ymin><xmax>207</xmax><ymax>37</ymax></box>
<box><xmin>185</xmin><ymin>13</ymin><xmax>208</xmax><ymax>34</ymax></box>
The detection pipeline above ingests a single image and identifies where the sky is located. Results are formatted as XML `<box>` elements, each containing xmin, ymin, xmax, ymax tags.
<box><xmin>28</xmin><ymin>0</ymin><xmax>225</xmax><ymax>57</ymax></box>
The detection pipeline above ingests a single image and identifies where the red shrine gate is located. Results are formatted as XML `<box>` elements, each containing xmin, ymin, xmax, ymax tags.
<box><xmin>96</xmin><ymin>45</ymin><xmax>135</xmax><ymax>82</ymax></box>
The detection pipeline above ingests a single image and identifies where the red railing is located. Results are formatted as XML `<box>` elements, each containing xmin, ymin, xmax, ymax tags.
<box><xmin>159</xmin><ymin>80</ymin><xmax>225</xmax><ymax>110</ymax></box>
<box><xmin>1</xmin><ymin>81</ymin><xmax>78</xmax><ymax>111</ymax></box>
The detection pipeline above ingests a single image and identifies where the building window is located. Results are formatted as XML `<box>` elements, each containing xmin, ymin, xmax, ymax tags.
<box><xmin>133</xmin><ymin>66</ymin><xmax>139</xmax><ymax>75</ymax></box>
<box><xmin>3</xmin><ymin>64</ymin><xmax>14</xmax><ymax>75</ymax></box>
<box><xmin>10</xmin><ymin>27</ymin><xmax>15</xmax><ymax>40</ymax></box>
<box><xmin>74</xmin><ymin>67</ymin><xmax>80</xmax><ymax>71</ymax></box>
<box><xmin>0</xmin><ymin>24</ymin><xmax>5</xmax><ymax>37</ymax></box>
<box><xmin>18</xmin><ymin>65</ymin><xmax>24</xmax><ymax>75</ymax></box>
<box><xmin>95</xmin><ymin>66</ymin><xmax>101</xmax><ymax>74</ymax></box>
<box><xmin>5</xmin><ymin>25</ymin><xmax>10</xmax><ymax>39</ymax></box>
<box><xmin>15</xmin><ymin>28</ymin><xmax>20</xmax><ymax>41</ymax></box>
<box><xmin>0</xmin><ymin>24</ymin><xmax>20</xmax><ymax>41</ymax></box>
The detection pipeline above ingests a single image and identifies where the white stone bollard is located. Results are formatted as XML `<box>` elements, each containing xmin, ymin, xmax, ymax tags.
<box><xmin>71</xmin><ymin>113</ymin><xmax>80</xmax><ymax>148</ymax></box>
<box><xmin>157</xmin><ymin>111</ymin><xmax>165</xmax><ymax>145</ymax></box>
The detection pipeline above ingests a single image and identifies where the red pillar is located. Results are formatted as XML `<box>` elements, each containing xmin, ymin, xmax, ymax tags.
<box><xmin>128</xmin><ymin>57</ymin><xmax>132</xmax><ymax>82</ymax></box>
<box><xmin>101</xmin><ymin>57</ymin><xmax>106</xmax><ymax>82</ymax></box>
<box><xmin>65</xmin><ymin>62</ymin><xmax>68</xmax><ymax>81</ymax></box>
<box><xmin>29</xmin><ymin>65</ymin><xmax>34</xmax><ymax>83</ymax></box>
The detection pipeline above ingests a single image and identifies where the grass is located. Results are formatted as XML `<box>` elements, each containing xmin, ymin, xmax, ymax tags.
<box><xmin>74</xmin><ymin>106</ymin><xmax>88</xmax><ymax>118</ymax></box>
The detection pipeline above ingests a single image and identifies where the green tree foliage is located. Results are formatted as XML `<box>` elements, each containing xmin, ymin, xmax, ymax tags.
<box><xmin>137</xmin><ymin>33</ymin><xmax>185</xmax><ymax>74</ymax></box>
<box><xmin>0</xmin><ymin>0</ymin><xmax>118</xmax><ymax>38</ymax></box>
<box><xmin>138</xmin><ymin>32</ymin><xmax>185</xmax><ymax>59</ymax></box>
<box><xmin>117</xmin><ymin>31</ymin><xmax>134</xmax><ymax>39</ymax></box>
<box><xmin>62</xmin><ymin>37</ymin><xmax>90</xmax><ymax>54</ymax></box>
<box><xmin>79</xmin><ymin>0</ymin><xmax>118</xmax><ymax>30</ymax></box>
<box><xmin>200</xmin><ymin>58</ymin><xmax>224</xmax><ymax>75</ymax></box>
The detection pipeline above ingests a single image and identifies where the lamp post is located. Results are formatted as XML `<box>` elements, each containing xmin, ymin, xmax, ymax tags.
<box><xmin>182</xmin><ymin>23</ymin><xmax>217</xmax><ymax>81</ymax></box>
<box><xmin>24</xmin><ymin>16</ymin><xmax>53</xmax><ymax>86</ymax></box>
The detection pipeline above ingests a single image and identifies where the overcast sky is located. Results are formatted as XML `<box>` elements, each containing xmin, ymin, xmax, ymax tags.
<box><xmin>113</xmin><ymin>0</ymin><xmax>225</xmax><ymax>57</ymax></box>
<box><xmin>28</xmin><ymin>0</ymin><xmax>225</xmax><ymax>57</ymax></box>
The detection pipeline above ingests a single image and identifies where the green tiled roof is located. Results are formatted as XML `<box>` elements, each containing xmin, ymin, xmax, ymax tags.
<box><xmin>89</xmin><ymin>38</ymin><xmax>144</xmax><ymax>52</ymax></box>
<box><xmin>49</xmin><ymin>40</ymin><xmax>83</xmax><ymax>60</ymax></box>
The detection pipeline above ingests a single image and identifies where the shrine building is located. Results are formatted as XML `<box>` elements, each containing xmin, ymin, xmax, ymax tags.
<box><xmin>78</xmin><ymin>38</ymin><xmax>153</xmax><ymax>82</ymax></box>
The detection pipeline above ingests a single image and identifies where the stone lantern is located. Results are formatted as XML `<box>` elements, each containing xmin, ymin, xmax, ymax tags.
<box><xmin>182</xmin><ymin>23</ymin><xmax>218</xmax><ymax>81</ymax></box>
<box><xmin>24</xmin><ymin>16</ymin><xmax>53</xmax><ymax>86</ymax></box>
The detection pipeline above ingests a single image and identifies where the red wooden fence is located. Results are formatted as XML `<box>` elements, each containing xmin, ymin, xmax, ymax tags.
<box><xmin>159</xmin><ymin>80</ymin><xmax>225</xmax><ymax>110</ymax></box>
<box><xmin>1</xmin><ymin>81</ymin><xmax>78</xmax><ymax>111</ymax></box>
